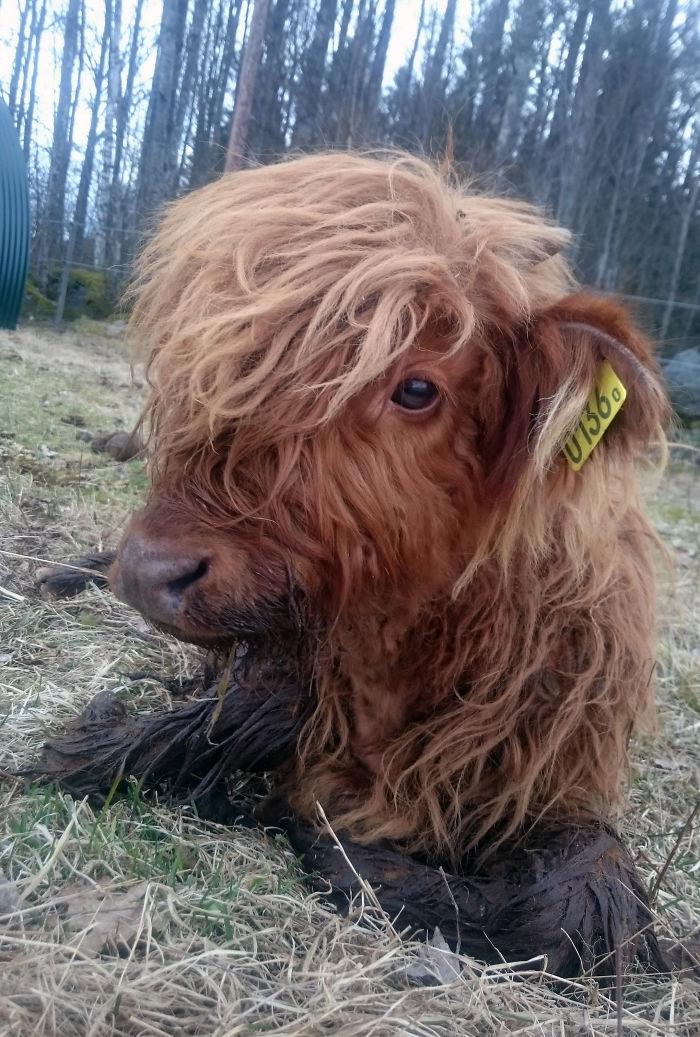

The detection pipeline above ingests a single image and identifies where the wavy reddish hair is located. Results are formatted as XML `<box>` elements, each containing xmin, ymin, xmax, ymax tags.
<box><xmin>122</xmin><ymin>152</ymin><xmax>669</xmax><ymax>862</ymax></box>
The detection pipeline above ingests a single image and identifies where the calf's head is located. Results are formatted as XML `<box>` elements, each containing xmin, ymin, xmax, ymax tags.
<box><xmin>111</xmin><ymin>153</ymin><xmax>666</xmax><ymax>653</ymax></box>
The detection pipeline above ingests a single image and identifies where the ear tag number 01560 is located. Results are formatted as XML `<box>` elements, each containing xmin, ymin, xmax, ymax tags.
<box><xmin>562</xmin><ymin>360</ymin><xmax>627</xmax><ymax>471</ymax></box>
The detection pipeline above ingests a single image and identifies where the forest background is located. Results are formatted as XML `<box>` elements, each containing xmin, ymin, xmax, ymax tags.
<box><xmin>1</xmin><ymin>0</ymin><xmax>699</xmax><ymax>355</ymax></box>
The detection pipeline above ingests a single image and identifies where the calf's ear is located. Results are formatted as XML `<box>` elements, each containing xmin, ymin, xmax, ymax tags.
<box><xmin>477</xmin><ymin>294</ymin><xmax>670</xmax><ymax>504</ymax></box>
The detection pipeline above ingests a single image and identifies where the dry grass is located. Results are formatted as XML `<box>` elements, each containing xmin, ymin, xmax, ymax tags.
<box><xmin>1</xmin><ymin>323</ymin><xmax>698</xmax><ymax>1036</ymax></box>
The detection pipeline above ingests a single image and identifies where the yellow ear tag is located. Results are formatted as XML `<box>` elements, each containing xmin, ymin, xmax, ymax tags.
<box><xmin>562</xmin><ymin>360</ymin><xmax>627</xmax><ymax>471</ymax></box>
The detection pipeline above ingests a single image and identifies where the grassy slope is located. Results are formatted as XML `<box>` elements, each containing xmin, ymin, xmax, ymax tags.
<box><xmin>0</xmin><ymin>324</ymin><xmax>698</xmax><ymax>1036</ymax></box>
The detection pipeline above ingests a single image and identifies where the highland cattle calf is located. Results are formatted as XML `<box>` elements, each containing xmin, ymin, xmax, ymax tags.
<box><xmin>37</xmin><ymin>153</ymin><xmax>671</xmax><ymax>980</ymax></box>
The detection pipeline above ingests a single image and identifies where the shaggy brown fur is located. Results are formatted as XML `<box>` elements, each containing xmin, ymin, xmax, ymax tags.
<box><xmin>109</xmin><ymin>152</ymin><xmax>667</xmax><ymax>865</ymax></box>
<box><xmin>35</xmin><ymin>153</ymin><xmax>673</xmax><ymax>976</ymax></box>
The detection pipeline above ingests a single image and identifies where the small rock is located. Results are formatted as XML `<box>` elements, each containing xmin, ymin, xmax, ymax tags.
<box><xmin>0</xmin><ymin>877</ymin><xmax>21</xmax><ymax>926</ymax></box>
<box><xmin>663</xmin><ymin>348</ymin><xmax>700</xmax><ymax>423</ymax></box>
<box><xmin>106</xmin><ymin>321</ymin><xmax>126</xmax><ymax>338</ymax></box>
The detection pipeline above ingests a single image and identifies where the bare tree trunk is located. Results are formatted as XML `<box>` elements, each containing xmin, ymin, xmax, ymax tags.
<box><xmin>136</xmin><ymin>0</ymin><xmax>189</xmax><ymax>223</ymax></box>
<box><xmin>469</xmin><ymin>0</ymin><xmax>509</xmax><ymax>159</ymax></box>
<box><xmin>8</xmin><ymin>0</ymin><xmax>32</xmax><ymax>119</ymax></box>
<box><xmin>225</xmin><ymin>0</ymin><xmax>271</xmax><ymax>171</ymax></box>
<box><xmin>403</xmin><ymin>0</ymin><xmax>425</xmax><ymax>84</ymax></box>
<box><xmin>421</xmin><ymin>0</ymin><xmax>457</xmax><ymax>149</ymax></box>
<box><xmin>292</xmin><ymin>0</ymin><xmax>338</xmax><ymax>148</ymax></box>
<box><xmin>518</xmin><ymin>37</ymin><xmax>556</xmax><ymax>191</ymax></box>
<box><xmin>338</xmin><ymin>0</ymin><xmax>375</xmax><ymax>146</ymax></box>
<box><xmin>20</xmin><ymin>0</ymin><xmax>47</xmax><ymax>161</ymax></box>
<box><xmin>594</xmin><ymin>134</ymin><xmax>628</xmax><ymax>289</ymax></box>
<box><xmin>366</xmin><ymin>0</ymin><xmax>396</xmax><ymax>132</ymax></box>
<box><xmin>546</xmin><ymin>3</ymin><xmax>590</xmax><ymax>156</ymax></box>
<box><xmin>173</xmin><ymin>0</ymin><xmax>208</xmax><ymax>175</ymax></box>
<box><xmin>595</xmin><ymin>0</ymin><xmax>679</xmax><ymax>290</ymax></box>
<box><xmin>555</xmin><ymin>0</ymin><xmax>610</xmax><ymax>239</ymax></box>
<box><xmin>392</xmin><ymin>0</ymin><xmax>424</xmax><ymax>132</ymax></box>
<box><xmin>213</xmin><ymin>0</ymin><xmax>246</xmax><ymax>134</ymax></box>
<box><xmin>494</xmin><ymin>0</ymin><xmax>545</xmax><ymax>166</ymax></box>
<box><xmin>323</xmin><ymin>0</ymin><xmax>355</xmax><ymax>140</ymax></box>
<box><xmin>660</xmin><ymin>132</ymin><xmax>700</xmax><ymax>343</ymax></box>
<box><xmin>189</xmin><ymin>0</ymin><xmax>246</xmax><ymax>187</ymax></box>
<box><xmin>94</xmin><ymin>0</ymin><xmax>118</xmax><ymax>270</ymax></box>
<box><xmin>34</xmin><ymin>0</ymin><xmax>82</xmax><ymax>291</ymax></box>
<box><xmin>114</xmin><ymin>0</ymin><xmax>142</xmax><ymax>187</ymax></box>
<box><xmin>335</xmin><ymin>0</ymin><xmax>354</xmax><ymax>57</ymax></box>
<box><xmin>109</xmin><ymin>0</ymin><xmax>142</xmax><ymax>275</ymax></box>
<box><xmin>55</xmin><ymin>1</ymin><xmax>109</xmax><ymax>326</ymax></box>
<box><xmin>249</xmin><ymin>0</ymin><xmax>291</xmax><ymax>159</ymax></box>
<box><xmin>681</xmin><ymin>272</ymin><xmax>700</xmax><ymax>341</ymax></box>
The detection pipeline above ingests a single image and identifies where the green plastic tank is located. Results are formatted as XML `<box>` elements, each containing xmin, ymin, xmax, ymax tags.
<box><xmin>0</xmin><ymin>97</ymin><xmax>30</xmax><ymax>329</ymax></box>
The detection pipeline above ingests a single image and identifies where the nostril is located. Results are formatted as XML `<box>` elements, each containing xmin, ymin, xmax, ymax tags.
<box><xmin>114</xmin><ymin>538</ymin><xmax>211</xmax><ymax>626</ymax></box>
<box><xmin>166</xmin><ymin>558</ymin><xmax>208</xmax><ymax>596</ymax></box>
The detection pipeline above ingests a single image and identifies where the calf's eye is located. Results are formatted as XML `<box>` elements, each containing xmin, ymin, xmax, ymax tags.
<box><xmin>390</xmin><ymin>378</ymin><xmax>440</xmax><ymax>412</ymax></box>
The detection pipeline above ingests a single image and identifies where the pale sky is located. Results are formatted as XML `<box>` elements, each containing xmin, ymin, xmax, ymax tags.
<box><xmin>1</xmin><ymin>0</ymin><xmax>459</xmax><ymax>158</ymax></box>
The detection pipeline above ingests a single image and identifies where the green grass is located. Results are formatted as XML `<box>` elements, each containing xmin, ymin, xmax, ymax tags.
<box><xmin>0</xmin><ymin>333</ymin><xmax>148</xmax><ymax>527</ymax></box>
